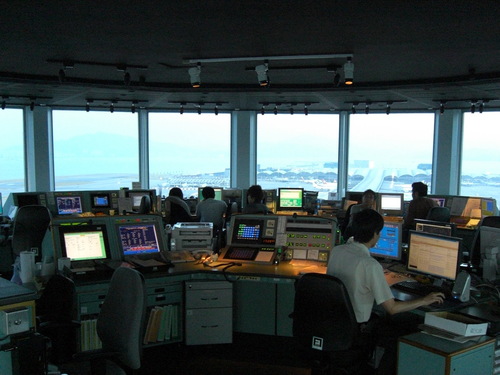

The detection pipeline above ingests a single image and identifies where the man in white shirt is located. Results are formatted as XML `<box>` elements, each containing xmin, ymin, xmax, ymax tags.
<box><xmin>195</xmin><ymin>186</ymin><xmax>227</xmax><ymax>230</ymax></box>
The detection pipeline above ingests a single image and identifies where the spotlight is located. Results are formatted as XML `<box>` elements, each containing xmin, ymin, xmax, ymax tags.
<box><xmin>110</xmin><ymin>103</ymin><xmax>114</xmax><ymax>113</ymax></box>
<box><xmin>386</xmin><ymin>102</ymin><xmax>391</xmax><ymax>115</ymax></box>
<box><xmin>188</xmin><ymin>63</ymin><xmax>201</xmax><ymax>88</ymax></box>
<box><xmin>261</xmin><ymin>105</ymin><xmax>265</xmax><ymax>115</ymax></box>
<box><xmin>471</xmin><ymin>102</ymin><xmax>476</xmax><ymax>114</ymax></box>
<box><xmin>290</xmin><ymin>107</ymin><xmax>294</xmax><ymax>115</ymax></box>
<box><xmin>214</xmin><ymin>105</ymin><xmax>219</xmax><ymax>115</ymax></box>
<box><xmin>124</xmin><ymin>71</ymin><xmax>131</xmax><ymax>86</ymax></box>
<box><xmin>304</xmin><ymin>103</ymin><xmax>309</xmax><ymax>116</ymax></box>
<box><xmin>274</xmin><ymin>105</ymin><xmax>278</xmax><ymax>115</ymax></box>
<box><xmin>479</xmin><ymin>101</ymin><xmax>484</xmax><ymax>113</ymax></box>
<box><xmin>351</xmin><ymin>104</ymin><xmax>356</xmax><ymax>114</ymax></box>
<box><xmin>1</xmin><ymin>101</ymin><xmax>5</xmax><ymax>110</ymax></box>
<box><xmin>131</xmin><ymin>102</ymin><xmax>136</xmax><ymax>114</ymax></box>
<box><xmin>30</xmin><ymin>101</ymin><xmax>35</xmax><ymax>111</ymax></box>
<box><xmin>365</xmin><ymin>104</ymin><xmax>370</xmax><ymax>114</ymax></box>
<box><xmin>85</xmin><ymin>101</ymin><xmax>90</xmax><ymax>112</ymax></box>
<box><xmin>439</xmin><ymin>102</ymin><xmax>445</xmax><ymax>115</ymax></box>
<box><xmin>180</xmin><ymin>103</ymin><xmax>184</xmax><ymax>115</ymax></box>
<box><xmin>255</xmin><ymin>62</ymin><xmax>269</xmax><ymax>86</ymax></box>
<box><xmin>197</xmin><ymin>106</ymin><xmax>202</xmax><ymax>115</ymax></box>
<box><xmin>344</xmin><ymin>57</ymin><xmax>354</xmax><ymax>85</ymax></box>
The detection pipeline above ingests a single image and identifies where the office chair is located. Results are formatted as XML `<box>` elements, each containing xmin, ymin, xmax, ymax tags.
<box><xmin>36</xmin><ymin>274</ymin><xmax>80</xmax><ymax>365</ymax></box>
<box><xmin>426</xmin><ymin>206</ymin><xmax>451</xmax><ymax>222</ymax></box>
<box><xmin>166</xmin><ymin>200</ymin><xmax>193</xmax><ymax>226</ymax></box>
<box><xmin>292</xmin><ymin>273</ymin><xmax>374</xmax><ymax>375</ymax></box>
<box><xmin>138</xmin><ymin>195</ymin><xmax>152</xmax><ymax>214</ymax></box>
<box><xmin>74</xmin><ymin>267</ymin><xmax>147</xmax><ymax>375</ymax></box>
<box><xmin>10</xmin><ymin>204</ymin><xmax>52</xmax><ymax>263</ymax></box>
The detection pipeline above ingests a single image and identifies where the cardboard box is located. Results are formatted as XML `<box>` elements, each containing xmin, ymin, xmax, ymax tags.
<box><xmin>424</xmin><ymin>312</ymin><xmax>488</xmax><ymax>337</ymax></box>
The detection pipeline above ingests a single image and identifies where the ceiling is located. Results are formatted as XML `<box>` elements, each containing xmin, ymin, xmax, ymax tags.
<box><xmin>1</xmin><ymin>1</ymin><xmax>500</xmax><ymax>114</ymax></box>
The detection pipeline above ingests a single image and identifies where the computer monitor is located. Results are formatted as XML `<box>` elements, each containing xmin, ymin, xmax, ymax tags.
<box><xmin>277</xmin><ymin>188</ymin><xmax>304</xmax><ymax>211</ymax></box>
<box><xmin>343</xmin><ymin>191</ymin><xmax>364</xmax><ymax>210</ymax></box>
<box><xmin>198</xmin><ymin>187</ymin><xmax>223</xmax><ymax>201</ymax></box>
<box><xmin>58</xmin><ymin>223</ymin><xmax>111</xmax><ymax>261</ymax></box>
<box><xmin>303</xmin><ymin>191</ymin><xmax>319</xmax><ymax>214</ymax></box>
<box><xmin>116</xmin><ymin>222</ymin><xmax>162</xmax><ymax>256</ymax></box>
<box><xmin>56</xmin><ymin>195</ymin><xmax>83</xmax><ymax>215</ymax></box>
<box><xmin>414</xmin><ymin>218</ymin><xmax>455</xmax><ymax>237</ymax></box>
<box><xmin>370</xmin><ymin>221</ymin><xmax>402</xmax><ymax>262</ymax></box>
<box><xmin>429</xmin><ymin>196</ymin><xmax>447</xmax><ymax>207</ymax></box>
<box><xmin>90</xmin><ymin>192</ymin><xmax>111</xmax><ymax>210</ymax></box>
<box><xmin>481</xmin><ymin>198</ymin><xmax>498</xmax><ymax>217</ymax></box>
<box><xmin>407</xmin><ymin>231</ymin><xmax>461</xmax><ymax>282</ymax></box>
<box><xmin>126</xmin><ymin>189</ymin><xmax>156</xmax><ymax>212</ymax></box>
<box><xmin>230</xmin><ymin>216</ymin><xmax>265</xmax><ymax>245</ymax></box>
<box><xmin>13</xmin><ymin>192</ymin><xmax>45</xmax><ymax>207</ymax></box>
<box><xmin>480</xmin><ymin>226</ymin><xmax>500</xmax><ymax>275</ymax></box>
<box><xmin>377</xmin><ymin>193</ymin><xmax>404</xmax><ymax>216</ymax></box>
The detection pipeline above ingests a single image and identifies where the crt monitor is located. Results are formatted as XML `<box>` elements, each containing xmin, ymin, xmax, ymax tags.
<box><xmin>414</xmin><ymin>218</ymin><xmax>455</xmax><ymax>237</ymax></box>
<box><xmin>56</xmin><ymin>195</ymin><xmax>83</xmax><ymax>215</ymax></box>
<box><xmin>370</xmin><ymin>221</ymin><xmax>402</xmax><ymax>262</ymax></box>
<box><xmin>13</xmin><ymin>192</ymin><xmax>44</xmax><ymax>207</ymax></box>
<box><xmin>58</xmin><ymin>223</ymin><xmax>111</xmax><ymax>261</ymax></box>
<box><xmin>116</xmin><ymin>222</ymin><xmax>162</xmax><ymax>256</ymax></box>
<box><xmin>277</xmin><ymin>188</ymin><xmax>304</xmax><ymax>211</ymax></box>
<box><xmin>407</xmin><ymin>230</ymin><xmax>461</xmax><ymax>282</ymax></box>
<box><xmin>90</xmin><ymin>192</ymin><xmax>111</xmax><ymax>209</ymax></box>
<box><xmin>377</xmin><ymin>193</ymin><xmax>404</xmax><ymax>216</ymax></box>
<box><xmin>126</xmin><ymin>189</ymin><xmax>155</xmax><ymax>212</ymax></box>
<box><xmin>198</xmin><ymin>187</ymin><xmax>223</xmax><ymax>201</ymax></box>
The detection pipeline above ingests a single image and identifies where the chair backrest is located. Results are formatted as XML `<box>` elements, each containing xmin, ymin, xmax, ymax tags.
<box><xmin>426</xmin><ymin>206</ymin><xmax>451</xmax><ymax>222</ymax></box>
<box><xmin>11</xmin><ymin>205</ymin><xmax>52</xmax><ymax>258</ymax></box>
<box><xmin>37</xmin><ymin>274</ymin><xmax>76</xmax><ymax>322</ymax></box>
<box><xmin>96</xmin><ymin>267</ymin><xmax>146</xmax><ymax>370</ymax></box>
<box><xmin>168</xmin><ymin>201</ymin><xmax>193</xmax><ymax>225</ymax></box>
<box><xmin>292</xmin><ymin>273</ymin><xmax>359</xmax><ymax>352</ymax></box>
<box><xmin>138</xmin><ymin>195</ymin><xmax>152</xmax><ymax>214</ymax></box>
<box><xmin>470</xmin><ymin>216</ymin><xmax>500</xmax><ymax>267</ymax></box>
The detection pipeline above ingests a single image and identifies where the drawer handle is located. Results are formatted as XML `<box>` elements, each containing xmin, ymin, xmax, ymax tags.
<box><xmin>154</xmin><ymin>288</ymin><xmax>165</xmax><ymax>293</ymax></box>
<box><xmin>201</xmin><ymin>325</ymin><xmax>219</xmax><ymax>328</ymax></box>
<box><xmin>156</xmin><ymin>296</ymin><xmax>166</xmax><ymax>302</ymax></box>
<box><xmin>201</xmin><ymin>297</ymin><xmax>218</xmax><ymax>301</ymax></box>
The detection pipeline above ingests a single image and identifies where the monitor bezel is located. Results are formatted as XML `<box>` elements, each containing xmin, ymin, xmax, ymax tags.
<box><xmin>377</xmin><ymin>193</ymin><xmax>404</xmax><ymax>216</ymax></box>
<box><xmin>126</xmin><ymin>189</ymin><xmax>156</xmax><ymax>211</ymax></box>
<box><xmin>90</xmin><ymin>192</ymin><xmax>111</xmax><ymax>209</ymax></box>
<box><xmin>58</xmin><ymin>223</ymin><xmax>111</xmax><ymax>261</ymax></box>
<box><xmin>369</xmin><ymin>221</ymin><xmax>403</xmax><ymax>261</ymax></box>
<box><xmin>277</xmin><ymin>187</ymin><xmax>304</xmax><ymax>211</ymax></box>
<box><xmin>414</xmin><ymin>218</ymin><xmax>456</xmax><ymax>237</ymax></box>
<box><xmin>230</xmin><ymin>217</ymin><xmax>266</xmax><ymax>245</ymax></box>
<box><xmin>56</xmin><ymin>195</ymin><xmax>84</xmax><ymax>215</ymax></box>
<box><xmin>406</xmin><ymin>230</ymin><xmax>462</xmax><ymax>282</ymax></box>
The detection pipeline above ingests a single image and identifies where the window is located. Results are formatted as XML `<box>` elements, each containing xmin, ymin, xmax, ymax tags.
<box><xmin>462</xmin><ymin>112</ymin><xmax>500</xmax><ymax>206</ymax></box>
<box><xmin>0</xmin><ymin>108</ymin><xmax>24</xmax><ymax>204</ymax></box>
<box><xmin>52</xmin><ymin>110</ymin><xmax>139</xmax><ymax>191</ymax></box>
<box><xmin>348</xmin><ymin>113</ymin><xmax>434</xmax><ymax>200</ymax></box>
<box><xmin>257</xmin><ymin>114</ymin><xmax>339</xmax><ymax>200</ymax></box>
<box><xmin>148</xmin><ymin>113</ymin><xmax>231</xmax><ymax>198</ymax></box>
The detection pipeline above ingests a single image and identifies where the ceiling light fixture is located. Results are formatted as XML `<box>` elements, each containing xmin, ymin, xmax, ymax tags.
<box><xmin>1</xmin><ymin>101</ymin><xmax>6</xmax><ymax>110</ymax></box>
<box><xmin>255</xmin><ymin>62</ymin><xmax>269</xmax><ymax>87</ymax></box>
<box><xmin>344</xmin><ymin>57</ymin><xmax>354</xmax><ymax>85</ymax></box>
<box><xmin>386</xmin><ymin>102</ymin><xmax>392</xmax><ymax>115</ymax></box>
<box><xmin>131</xmin><ymin>101</ymin><xmax>136</xmax><ymax>114</ymax></box>
<box><xmin>214</xmin><ymin>105</ymin><xmax>219</xmax><ymax>115</ymax></box>
<box><xmin>179</xmin><ymin>103</ymin><xmax>184</xmax><ymax>115</ymax></box>
<box><xmin>85</xmin><ymin>101</ymin><xmax>90</xmax><ymax>112</ymax></box>
<box><xmin>110</xmin><ymin>103</ymin><xmax>114</xmax><ymax>113</ymax></box>
<box><xmin>197</xmin><ymin>105</ymin><xmax>202</xmax><ymax>115</ymax></box>
<box><xmin>470</xmin><ymin>101</ymin><xmax>476</xmax><ymax>114</ymax></box>
<box><xmin>304</xmin><ymin>103</ymin><xmax>309</xmax><ymax>116</ymax></box>
<box><xmin>479</xmin><ymin>101</ymin><xmax>484</xmax><ymax>113</ymax></box>
<box><xmin>351</xmin><ymin>104</ymin><xmax>357</xmax><ymax>114</ymax></box>
<box><xmin>439</xmin><ymin>102</ymin><xmax>445</xmax><ymax>115</ymax></box>
<box><xmin>188</xmin><ymin>63</ymin><xmax>201</xmax><ymax>88</ymax></box>
<box><xmin>29</xmin><ymin>101</ymin><xmax>35</xmax><ymax>111</ymax></box>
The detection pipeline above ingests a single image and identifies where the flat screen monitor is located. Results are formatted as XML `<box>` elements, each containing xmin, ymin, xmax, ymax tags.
<box><xmin>230</xmin><ymin>217</ymin><xmax>265</xmax><ymax>245</ymax></box>
<box><xmin>414</xmin><ymin>219</ymin><xmax>455</xmax><ymax>237</ymax></box>
<box><xmin>13</xmin><ymin>192</ymin><xmax>43</xmax><ymax>207</ymax></box>
<box><xmin>198</xmin><ymin>187</ymin><xmax>223</xmax><ymax>201</ymax></box>
<box><xmin>117</xmin><ymin>223</ymin><xmax>161</xmax><ymax>256</ymax></box>
<box><xmin>126</xmin><ymin>189</ymin><xmax>155</xmax><ymax>212</ymax></box>
<box><xmin>407</xmin><ymin>231</ymin><xmax>461</xmax><ymax>282</ymax></box>
<box><xmin>481</xmin><ymin>198</ymin><xmax>497</xmax><ymax>217</ymax></box>
<box><xmin>277</xmin><ymin>188</ymin><xmax>304</xmax><ymax>211</ymax></box>
<box><xmin>90</xmin><ymin>192</ymin><xmax>111</xmax><ymax>209</ymax></box>
<box><xmin>56</xmin><ymin>195</ymin><xmax>83</xmax><ymax>215</ymax></box>
<box><xmin>59</xmin><ymin>224</ymin><xmax>111</xmax><ymax>261</ymax></box>
<box><xmin>429</xmin><ymin>196</ymin><xmax>447</xmax><ymax>207</ymax></box>
<box><xmin>370</xmin><ymin>221</ymin><xmax>402</xmax><ymax>261</ymax></box>
<box><xmin>377</xmin><ymin>193</ymin><xmax>404</xmax><ymax>216</ymax></box>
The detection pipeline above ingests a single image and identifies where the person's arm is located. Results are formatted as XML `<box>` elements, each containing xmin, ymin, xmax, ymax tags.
<box><xmin>381</xmin><ymin>292</ymin><xmax>445</xmax><ymax>315</ymax></box>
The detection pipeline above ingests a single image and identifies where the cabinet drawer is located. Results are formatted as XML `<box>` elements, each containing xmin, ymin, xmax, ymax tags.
<box><xmin>186</xmin><ymin>288</ymin><xmax>232</xmax><ymax>308</ymax></box>
<box><xmin>185</xmin><ymin>307</ymin><xmax>232</xmax><ymax>345</ymax></box>
<box><xmin>146</xmin><ymin>291</ymin><xmax>182</xmax><ymax>306</ymax></box>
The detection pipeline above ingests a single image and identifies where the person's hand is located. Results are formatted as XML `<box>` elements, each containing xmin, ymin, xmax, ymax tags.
<box><xmin>423</xmin><ymin>292</ymin><xmax>445</xmax><ymax>305</ymax></box>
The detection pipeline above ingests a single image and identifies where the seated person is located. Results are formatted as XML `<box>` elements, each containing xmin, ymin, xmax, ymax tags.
<box><xmin>327</xmin><ymin>208</ymin><xmax>444</xmax><ymax>375</ymax></box>
<box><xmin>403</xmin><ymin>182</ymin><xmax>438</xmax><ymax>238</ymax></box>
<box><xmin>195</xmin><ymin>186</ymin><xmax>228</xmax><ymax>230</ymax></box>
<box><xmin>242</xmin><ymin>185</ymin><xmax>270</xmax><ymax>214</ymax></box>
<box><xmin>341</xmin><ymin>189</ymin><xmax>376</xmax><ymax>241</ymax></box>
<box><xmin>164</xmin><ymin>187</ymin><xmax>193</xmax><ymax>225</ymax></box>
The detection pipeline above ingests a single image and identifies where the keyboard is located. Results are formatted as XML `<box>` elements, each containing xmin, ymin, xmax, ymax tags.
<box><xmin>391</xmin><ymin>280</ymin><xmax>472</xmax><ymax>311</ymax></box>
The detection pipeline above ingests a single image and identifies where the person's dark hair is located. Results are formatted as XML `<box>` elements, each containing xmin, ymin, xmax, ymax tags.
<box><xmin>351</xmin><ymin>209</ymin><xmax>384</xmax><ymax>243</ymax></box>
<box><xmin>201</xmin><ymin>186</ymin><xmax>215</xmax><ymax>199</ymax></box>
<box><xmin>169</xmin><ymin>187</ymin><xmax>183</xmax><ymax>199</ymax></box>
<box><xmin>247</xmin><ymin>185</ymin><xmax>264</xmax><ymax>203</ymax></box>
<box><xmin>412</xmin><ymin>182</ymin><xmax>428</xmax><ymax>197</ymax></box>
<box><xmin>362</xmin><ymin>189</ymin><xmax>376</xmax><ymax>199</ymax></box>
